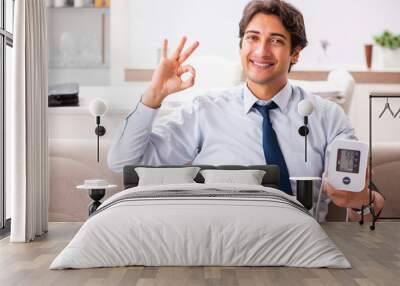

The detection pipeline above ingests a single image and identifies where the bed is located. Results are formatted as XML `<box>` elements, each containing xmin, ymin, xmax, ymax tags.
<box><xmin>49</xmin><ymin>165</ymin><xmax>350</xmax><ymax>269</ymax></box>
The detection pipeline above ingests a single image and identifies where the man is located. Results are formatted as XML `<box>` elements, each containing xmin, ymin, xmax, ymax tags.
<box><xmin>108</xmin><ymin>0</ymin><xmax>384</xmax><ymax>221</ymax></box>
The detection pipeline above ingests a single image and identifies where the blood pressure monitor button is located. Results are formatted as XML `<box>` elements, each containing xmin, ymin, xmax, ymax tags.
<box><xmin>343</xmin><ymin>177</ymin><xmax>351</xmax><ymax>185</ymax></box>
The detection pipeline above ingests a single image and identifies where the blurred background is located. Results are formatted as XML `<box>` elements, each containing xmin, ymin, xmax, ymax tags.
<box><xmin>42</xmin><ymin>0</ymin><xmax>400</xmax><ymax>221</ymax></box>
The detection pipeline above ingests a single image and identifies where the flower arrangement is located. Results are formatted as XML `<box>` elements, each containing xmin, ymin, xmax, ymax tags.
<box><xmin>374</xmin><ymin>30</ymin><xmax>400</xmax><ymax>49</ymax></box>
<box><xmin>373</xmin><ymin>30</ymin><xmax>400</xmax><ymax>68</ymax></box>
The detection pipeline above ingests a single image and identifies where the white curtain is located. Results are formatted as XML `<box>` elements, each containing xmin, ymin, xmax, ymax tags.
<box><xmin>10</xmin><ymin>0</ymin><xmax>49</xmax><ymax>242</ymax></box>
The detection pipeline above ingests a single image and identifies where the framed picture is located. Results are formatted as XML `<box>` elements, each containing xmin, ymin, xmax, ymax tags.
<box><xmin>48</xmin><ymin>7</ymin><xmax>109</xmax><ymax>68</ymax></box>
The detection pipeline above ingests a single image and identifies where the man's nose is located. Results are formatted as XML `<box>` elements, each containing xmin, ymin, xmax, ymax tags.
<box><xmin>255</xmin><ymin>40</ymin><xmax>273</xmax><ymax>56</ymax></box>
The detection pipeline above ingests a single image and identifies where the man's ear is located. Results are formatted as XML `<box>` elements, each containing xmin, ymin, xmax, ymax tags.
<box><xmin>290</xmin><ymin>46</ymin><xmax>302</xmax><ymax>64</ymax></box>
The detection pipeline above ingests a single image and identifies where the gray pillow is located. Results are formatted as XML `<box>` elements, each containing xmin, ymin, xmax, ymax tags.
<box><xmin>200</xmin><ymin>169</ymin><xmax>266</xmax><ymax>185</ymax></box>
<box><xmin>135</xmin><ymin>167</ymin><xmax>201</xmax><ymax>186</ymax></box>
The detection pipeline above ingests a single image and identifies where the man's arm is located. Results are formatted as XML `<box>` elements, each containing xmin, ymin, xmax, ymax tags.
<box><xmin>324</xmin><ymin>171</ymin><xmax>385</xmax><ymax>221</ymax></box>
<box><xmin>107</xmin><ymin>98</ymin><xmax>201</xmax><ymax>172</ymax></box>
<box><xmin>321</xmin><ymin>102</ymin><xmax>385</xmax><ymax>219</ymax></box>
<box><xmin>107</xmin><ymin>37</ymin><xmax>200</xmax><ymax>172</ymax></box>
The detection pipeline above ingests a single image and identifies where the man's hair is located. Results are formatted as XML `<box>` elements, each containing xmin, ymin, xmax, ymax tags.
<box><xmin>239</xmin><ymin>0</ymin><xmax>308</xmax><ymax>54</ymax></box>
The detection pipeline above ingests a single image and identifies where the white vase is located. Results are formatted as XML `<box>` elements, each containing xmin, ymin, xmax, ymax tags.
<box><xmin>375</xmin><ymin>46</ymin><xmax>400</xmax><ymax>69</ymax></box>
<box><xmin>74</xmin><ymin>0</ymin><xmax>85</xmax><ymax>7</ymax></box>
<box><xmin>54</xmin><ymin>0</ymin><xmax>66</xmax><ymax>7</ymax></box>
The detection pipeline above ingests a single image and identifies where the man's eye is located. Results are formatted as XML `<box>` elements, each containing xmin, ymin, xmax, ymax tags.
<box><xmin>246</xmin><ymin>35</ymin><xmax>258</xmax><ymax>41</ymax></box>
<box><xmin>271</xmin><ymin>38</ymin><xmax>284</xmax><ymax>45</ymax></box>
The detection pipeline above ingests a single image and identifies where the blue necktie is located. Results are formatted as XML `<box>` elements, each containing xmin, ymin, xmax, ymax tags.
<box><xmin>254</xmin><ymin>102</ymin><xmax>293</xmax><ymax>195</ymax></box>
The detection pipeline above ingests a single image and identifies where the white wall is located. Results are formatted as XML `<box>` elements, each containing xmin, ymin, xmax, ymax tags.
<box><xmin>118</xmin><ymin>0</ymin><xmax>400</xmax><ymax>70</ymax></box>
<box><xmin>349</xmin><ymin>84</ymin><xmax>400</xmax><ymax>143</ymax></box>
<box><xmin>48</xmin><ymin>68</ymin><xmax>110</xmax><ymax>86</ymax></box>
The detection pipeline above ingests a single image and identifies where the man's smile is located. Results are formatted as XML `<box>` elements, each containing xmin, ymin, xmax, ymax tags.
<box><xmin>249</xmin><ymin>59</ymin><xmax>276</xmax><ymax>69</ymax></box>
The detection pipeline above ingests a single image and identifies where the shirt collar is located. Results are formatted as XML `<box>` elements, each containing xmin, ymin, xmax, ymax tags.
<box><xmin>243</xmin><ymin>82</ymin><xmax>292</xmax><ymax>114</ymax></box>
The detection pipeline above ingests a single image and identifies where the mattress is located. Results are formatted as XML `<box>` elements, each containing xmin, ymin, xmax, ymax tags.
<box><xmin>50</xmin><ymin>183</ymin><xmax>351</xmax><ymax>269</ymax></box>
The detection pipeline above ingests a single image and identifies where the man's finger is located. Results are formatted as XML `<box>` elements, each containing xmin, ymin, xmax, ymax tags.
<box><xmin>172</xmin><ymin>36</ymin><xmax>187</xmax><ymax>60</ymax></box>
<box><xmin>324</xmin><ymin>174</ymin><xmax>370</xmax><ymax>208</ymax></box>
<box><xmin>324</xmin><ymin>180</ymin><xmax>343</xmax><ymax>196</ymax></box>
<box><xmin>179</xmin><ymin>41</ymin><xmax>200</xmax><ymax>64</ymax></box>
<box><xmin>162</xmin><ymin>39</ymin><xmax>168</xmax><ymax>58</ymax></box>
<box><xmin>179</xmin><ymin>65</ymin><xmax>196</xmax><ymax>90</ymax></box>
<box><xmin>177</xmin><ymin>64</ymin><xmax>195</xmax><ymax>76</ymax></box>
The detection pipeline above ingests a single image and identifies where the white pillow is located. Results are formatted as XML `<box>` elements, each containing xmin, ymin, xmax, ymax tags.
<box><xmin>135</xmin><ymin>167</ymin><xmax>201</xmax><ymax>186</ymax></box>
<box><xmin>200</xmin><ymin>169</ymin><xmax>266</xmax><ymax>185</ymax></box>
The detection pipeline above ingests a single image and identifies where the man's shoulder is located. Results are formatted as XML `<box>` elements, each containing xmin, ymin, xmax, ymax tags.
<box><xmin>192</xmin><ymin>85</ymin><xmax>244</xmax><ymax>106</ymax></box>
<box><xmin>291</xmin><ymin>84</ymin><xmax>343</xmax><ymax>114</ymax></box>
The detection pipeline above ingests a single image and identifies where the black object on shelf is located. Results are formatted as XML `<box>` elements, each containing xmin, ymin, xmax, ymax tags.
<box><xmin>48</xmin><ymin>94</ymin><xmax>79</xmax><ymax>107</ymax></box>
<box><xmin>48</xmin><ymin>83</ymin><xmax>80</xmax><ymax>107</ymax></box>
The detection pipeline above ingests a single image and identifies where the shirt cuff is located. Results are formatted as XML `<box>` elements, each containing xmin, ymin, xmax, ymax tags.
<box><xmin>118</xmin><ymin>101</ymin><xmax>160</xmax><ymax>138</ymax></box>
<box><xmin>125</xmin><ymin>101</ymin><xmax>159</xmax><ymax>121</ymax></box>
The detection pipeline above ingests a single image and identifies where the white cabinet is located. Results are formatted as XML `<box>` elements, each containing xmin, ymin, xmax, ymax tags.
<box><xmin>47</xmin><ymin>6</ymin><xmax>110</xmax><ymax>85</ymax></box>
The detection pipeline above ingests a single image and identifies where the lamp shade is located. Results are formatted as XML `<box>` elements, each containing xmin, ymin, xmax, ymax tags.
<box><xmin>297</xmin><ymin>99</ymin><xmax>314</xmax><ymax>116</ymax></box>
<box><xmin>89</xmin><ymin>98</ymin><xmax>108</xmax><ymax>117</ymax></box>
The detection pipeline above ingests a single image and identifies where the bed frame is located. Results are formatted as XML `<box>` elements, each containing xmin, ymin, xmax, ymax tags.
<box><xmin>123</xmin><ymin>165</ymin><xmax>280</xmax><ymax>189</ymax></box>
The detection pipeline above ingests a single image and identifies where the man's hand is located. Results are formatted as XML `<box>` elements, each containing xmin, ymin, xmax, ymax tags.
<box><xmin>323</xmin><ymin>169</ymin><xmax>385</xmax><ymax>221</ymax></box>
<box><xmin>142</xmin><ymin>36</ymin><xmax>200</xmax><ymax>108</ymax></box>
<box><xmin>323</xmin><ymin>177</ymin><xmax>369</xmax><ymax>209</ymax></box>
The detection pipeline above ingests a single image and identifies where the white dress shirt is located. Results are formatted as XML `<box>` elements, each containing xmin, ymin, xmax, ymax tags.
<box><xmin>107</xmin><ymin>83</ymin><xmax>357</xmax><ymax>219</ymax></box>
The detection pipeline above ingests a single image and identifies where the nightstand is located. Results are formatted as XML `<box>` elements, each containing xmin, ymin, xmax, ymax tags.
<box><xmin>77</xmin><ymin>180</ymin><xmax>117</xmax><ymax>215</ymax></box>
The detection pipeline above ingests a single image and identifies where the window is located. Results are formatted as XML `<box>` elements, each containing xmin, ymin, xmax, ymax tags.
<box><xmin>0</xmin><ymin>0</ymin><xmax>14</xmax><ymax>234</ymax></box>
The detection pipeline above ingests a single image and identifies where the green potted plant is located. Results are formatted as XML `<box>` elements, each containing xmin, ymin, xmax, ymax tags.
<box><xmin>373</xmin><ymin>30</ymin><xmax>400</xmax><ymax>69</ymax></box>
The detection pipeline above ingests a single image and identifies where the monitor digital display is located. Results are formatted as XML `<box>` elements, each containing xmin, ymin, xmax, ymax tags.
<box><xmin>336</xmin><ymin>149</ymin><xmax>361</xmax><ymax>173</ymax></box>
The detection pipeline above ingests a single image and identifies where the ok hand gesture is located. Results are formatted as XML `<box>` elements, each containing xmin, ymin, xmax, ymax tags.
<box><xmin>142</xmin><ymin>37</ymin><xmax>200</xmax><ymax>108</ymax></box>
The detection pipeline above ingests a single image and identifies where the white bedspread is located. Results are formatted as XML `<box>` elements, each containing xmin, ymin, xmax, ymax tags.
<box><xmin>50</xmin><ymin>183</ymin><xmax>351</xmax><ymax>269</ymax></box>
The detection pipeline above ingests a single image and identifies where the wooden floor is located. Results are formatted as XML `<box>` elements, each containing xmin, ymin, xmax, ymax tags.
<box><xmin>0</xmin><ymin>222</ymin><xmax>399</xmax><ymax>286</ymax></box>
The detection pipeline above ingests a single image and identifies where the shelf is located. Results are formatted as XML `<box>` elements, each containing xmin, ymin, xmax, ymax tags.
<box><xmin>49</xmin><ymin>66</ymin><xmax>110</xmax><ymax>70</ymax></box>
<box><xmin>124</xmin><ymin>68</ymin><xmax>400</xmax><ymax>84</ymax></box>
<box><xmin>289</xmin><ymin>70</ymin><xmax>400</xmax><ymax>84</ymax></box>
<box><xmin>48</xmin><ymin>6</ymin><xmax>109</xmax><ymax>10</ymax></box>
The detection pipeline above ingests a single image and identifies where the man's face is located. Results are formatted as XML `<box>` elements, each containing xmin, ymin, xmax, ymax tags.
<box><xmin>240</xmin><ymin>13</ymin><xmax>300</xmax><ymax>88</ymax></box>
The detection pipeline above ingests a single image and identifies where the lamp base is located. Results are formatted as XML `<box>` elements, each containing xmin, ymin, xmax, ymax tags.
<box><xmin>88</xmin><ymin>188</ymin><xmax>105</xmax><ymax>215</ymax></box>
<box><xmin>95</xmin><ymin>126</ymin><xmax>106</xmax><ymax>136</ymax></box>
<box><xmin>290</xmin><ymin>177</ymin><xmax>321</xmax><ymax>210</ymax></box>
<box><xmin>296</xmin><ymin>180</ymin><xmax>313</xmax><ymax>210</ymax></box>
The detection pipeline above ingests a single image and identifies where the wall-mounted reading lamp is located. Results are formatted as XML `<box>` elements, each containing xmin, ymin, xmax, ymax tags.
<box><xmin>89</xmin><ymin>98</ymin><xmax>108</xmax><ymax>162</ymax></box>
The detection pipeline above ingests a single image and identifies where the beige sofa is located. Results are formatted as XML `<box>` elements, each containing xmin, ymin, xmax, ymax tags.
<box><xmin>49</xmin><ymin>139</ymin><xmax>122</xmax><ymax>221</ymax></box>
<box><xmin>49</xmin><ymin>139</ymin><xmax>400</xmax><ymax>222</ymax></box>
<box><xmin>370</xmin><ymin>143</ymin><xmax>400</xmax><ymax>218</ymax></box>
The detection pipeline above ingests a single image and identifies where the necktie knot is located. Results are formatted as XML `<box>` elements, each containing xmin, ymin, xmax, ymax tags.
<box><xmin>254</xmin><ymin>102</ymin><xmax>278</xmax><ymax>118</ymax></box>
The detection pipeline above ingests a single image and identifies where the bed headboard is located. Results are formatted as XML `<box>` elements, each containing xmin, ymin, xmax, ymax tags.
<box><xmin>123</xmin><ymin>165</ymin><xmax>280</xmax><ymax>189</ymax></box>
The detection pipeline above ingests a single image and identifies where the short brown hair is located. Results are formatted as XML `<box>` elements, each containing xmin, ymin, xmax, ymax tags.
<box><xmin>239</xmin><ymin>0</ymin><xmax>308</xmax><ymax>53</ymax></box>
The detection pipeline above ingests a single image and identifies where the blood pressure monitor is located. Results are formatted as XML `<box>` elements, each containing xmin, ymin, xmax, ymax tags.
<box><xmin>327</xmin><ymin>139</ymin><xmax>369</xmax><ymax>192</ymax></box>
